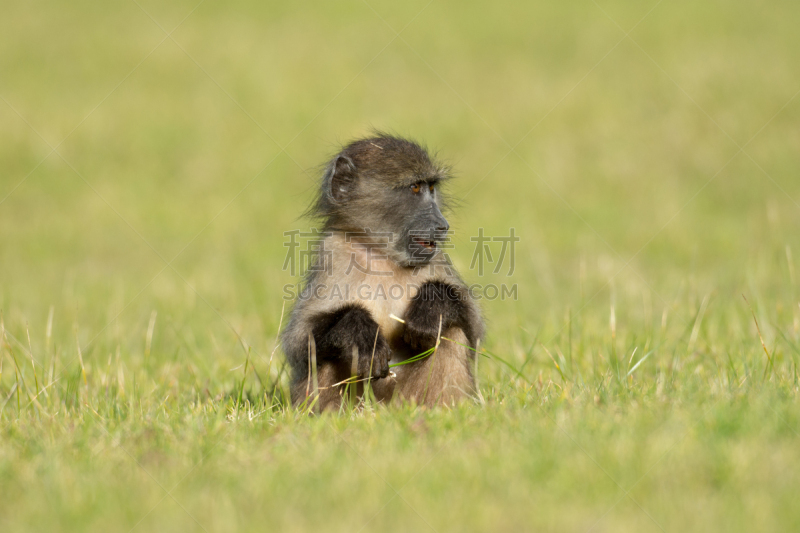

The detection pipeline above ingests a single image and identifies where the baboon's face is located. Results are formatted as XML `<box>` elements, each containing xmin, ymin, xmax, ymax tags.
<box><xmin>385</xmin><ymin>180</ymin><xmax>449</xmax><ymax>267</ymax></box>
<box><xmin>339</xmin><ymin>174</ymin><xmax>450</xmax><ymax>268</ymax></box>
<box><xmin>319</xmin><ymin>137</ymin><xmax>451</xmax><ymax>267</ymax></box>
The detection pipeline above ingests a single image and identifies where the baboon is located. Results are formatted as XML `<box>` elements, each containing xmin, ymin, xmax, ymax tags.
<box><xmin>281</xmin><ymin>133</ymin><xmax>484</xmax><ymax>410</ymax></box>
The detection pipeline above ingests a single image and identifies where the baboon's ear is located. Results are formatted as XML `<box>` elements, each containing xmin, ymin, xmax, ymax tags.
<box><xmin>329</xmin><ymin>155</ymin><xmax>357</xmax><ymax>202</ymax></box>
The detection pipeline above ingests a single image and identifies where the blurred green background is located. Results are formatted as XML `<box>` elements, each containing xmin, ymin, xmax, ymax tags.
<box><xmin>2</xmin><ymin>1</ymin><xmax>800</xmax><ymax>532</ymax></box>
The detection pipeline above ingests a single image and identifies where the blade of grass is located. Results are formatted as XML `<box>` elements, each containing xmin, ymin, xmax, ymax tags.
<box><xmin>422</xmin><ymin>315</ymin><xmax>444</xmax><ymax>405</ymax></box>
<box><xmin>442</xmin><ymin>336</ymin><xmax>530</xmax><ymax>384</ymax></box>
<box><xmin>627</xmin><ymin>350</ymin><xmax>653</xmax><ymax>377</ymax></box>
<box><xmin>742</xmin><ymin>295</ymin><xmax>774</xmax><ymax>380</ymax></box>
<box><xmin>541</xmin><ymin>343</ymin><xmax>566</xmax><ymax>382</ymax></box>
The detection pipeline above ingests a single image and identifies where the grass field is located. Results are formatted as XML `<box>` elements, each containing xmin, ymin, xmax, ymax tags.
<box><xmin>2</xmin><ymin>0</ymin><xmax>800</xmax><ymax>531</ymax></box>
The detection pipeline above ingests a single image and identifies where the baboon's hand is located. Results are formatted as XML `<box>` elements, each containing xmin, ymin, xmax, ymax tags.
<box><xmin>403</xmin><ymin>282</ymin><xmax>464</xmax><ymax>350</ymax></box>
<box><xmin>403</xmin><ymin>305</ymin><xmax>445</xmax><ymax>350</ymax></box>
<box><xmin>353</xmin><ymin>330</ymin><xmax>392</xmax><ymax>380</ymax></box>
<box><xmin>314</xmin><ymin>306</ymin><xmax>392</xmax><ymax>379</ymax></box>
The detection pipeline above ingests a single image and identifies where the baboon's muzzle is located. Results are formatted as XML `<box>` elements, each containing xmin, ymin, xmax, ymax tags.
<box><xmin>406</xmin><ymin>204</ymin><xmax>449</xmax><ymax>263</ymax></box>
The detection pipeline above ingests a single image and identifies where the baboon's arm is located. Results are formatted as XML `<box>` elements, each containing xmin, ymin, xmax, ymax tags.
<box><xmin>402</xmin><ymin>280</ymin><xmax>484</xmax><ymax>350</ymax></box>
<box><xmin>309</xmin><ymin>304</ymin><xmax>392</xmax><ymax>379</ymax></box>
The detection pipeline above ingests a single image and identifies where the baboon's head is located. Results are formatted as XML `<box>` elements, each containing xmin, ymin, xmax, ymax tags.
<box><xmin>311</xmin><ymin>134</ymin><xmax>452</xmax><ymax>267</ymax></box>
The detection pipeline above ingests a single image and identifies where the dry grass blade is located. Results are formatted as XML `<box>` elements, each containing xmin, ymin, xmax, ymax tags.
<box><xmin>422</xmin><ymin>314</ymin><xmax>444</xmax><ymax>405</ymax></box>
<box><xmin>541</xmin><ymin>343</ymin><xmax>566</xmax><ymax>382</ymax></box>
<box><xmin>26</xmin><ymin>324</ymin><xmax>40</xmax><ymax>397</ymax></box>
<box><xmin>627</xmin><ymin>350</ymin><xmax>653</xmax><ymax>377</ymax></box>
<box><xmin>742</xmin><ymin>295</ymin><xmax>774</xmax><ymax>380</ymax></box>
<box><xmin>145</xmin><ymin>310</ymin><xmax>157</xmax><ymax>362</ymax></box>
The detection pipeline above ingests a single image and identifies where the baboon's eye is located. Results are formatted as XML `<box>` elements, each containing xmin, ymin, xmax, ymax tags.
<box><xmin>410</xmin><ymin>183</ymin><xmax>421</xmax><ymax>194</ymax></box>
<box><xmin>429</xmin><ymin>183</ymin><xmax>435</xmax><ymax>193</ymax></box>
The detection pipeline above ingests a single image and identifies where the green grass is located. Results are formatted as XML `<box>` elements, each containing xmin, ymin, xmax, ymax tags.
<box><xmin>2</xmin><ymin>0</ymin><xmax>800</xmax><ymax>531</ymax></box>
